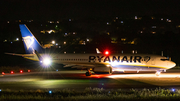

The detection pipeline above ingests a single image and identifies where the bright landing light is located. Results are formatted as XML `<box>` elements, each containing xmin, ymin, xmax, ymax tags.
<box><xmin>42</xmin><ymin>57</ymin><xmax>51</xmax><ymax>66</ymax></box>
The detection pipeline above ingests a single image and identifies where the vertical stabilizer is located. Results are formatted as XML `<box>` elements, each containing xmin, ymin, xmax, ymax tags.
<box><xmin>19</xmin><ymin>24</ymin><xmax>44</xmax><ymax>54</ymax></box>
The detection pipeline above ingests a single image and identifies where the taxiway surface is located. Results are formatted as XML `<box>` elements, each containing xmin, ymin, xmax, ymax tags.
<box><xmin>0</xmin><ymin>69</ymin><xmax>180</xmax><ymax>90</ymax></box>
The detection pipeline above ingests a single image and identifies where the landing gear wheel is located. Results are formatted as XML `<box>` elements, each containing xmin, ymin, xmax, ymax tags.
<box><xmin>85</xmin><ymin>69</ymin><xmax>92</xmax><ymax>76</ymax></box>
<box><xmin>109</xmin><ymin>67</ymin><xmax>112</xmax><ymax>74</ymax></box>
<box><xmin>85</xmin><ymin>72</ymin><xmax>91</xmax><ymax>76</ymax></box>
<box><xmin>155</xmin><ymin>71</ymin><xmax>161</xmax><ymax>76</ymax></box>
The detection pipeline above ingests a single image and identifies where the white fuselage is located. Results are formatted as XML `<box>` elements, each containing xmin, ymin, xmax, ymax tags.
<box><xmin>34</xmin><ymin>53</ymin><xmax>176</xmax><ymax>72</ymax></box>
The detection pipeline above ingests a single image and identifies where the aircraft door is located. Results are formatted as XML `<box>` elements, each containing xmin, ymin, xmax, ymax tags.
<box><xmin>151</xmin><ymin>58</ymin><xmax>155</xmax><ymax>65</ymax></box>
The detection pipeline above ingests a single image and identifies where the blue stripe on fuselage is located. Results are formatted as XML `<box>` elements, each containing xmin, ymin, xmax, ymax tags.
<box><xmin>112</xmin><ymin>65</ymin><xmax>166</xmax><ymax>71</ymax></box>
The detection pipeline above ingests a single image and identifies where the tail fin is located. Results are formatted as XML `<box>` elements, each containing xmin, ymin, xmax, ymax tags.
<box><xmin>19</xmin><ymin>24</ymin><xmax>44</xmax><ymax>54</ymax></box>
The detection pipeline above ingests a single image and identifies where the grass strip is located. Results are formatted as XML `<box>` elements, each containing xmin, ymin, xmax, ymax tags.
<box><xmin>0</xmin><ymin>88</ymin><xmax>180</xmax><ymax>100</ymax></box>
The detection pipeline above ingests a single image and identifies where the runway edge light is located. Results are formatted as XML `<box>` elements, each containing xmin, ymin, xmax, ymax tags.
<box><xmin>11</xmin><ymin>71</ymin><xmax>14</xmax><ymax>74</ymax></box>
<box><xmin>49</xmin><ymin>90</ymin><xmax>52</xmax><ymax>94</ymax></box>
<box><xmin>171</xmin><ymin>88</ymin><xmax>175</xmax><ymax>92</ymax></box>
<box><xmin>20</xmin><ymin>70</ymin><xmax>23</xmax><ymax>73</ymax></box>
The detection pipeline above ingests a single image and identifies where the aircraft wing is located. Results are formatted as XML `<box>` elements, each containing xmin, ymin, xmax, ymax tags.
<box><xmin>63</xmin><ymin>63</ymin><xmax>107</xmax><ymax>69</ymax></box>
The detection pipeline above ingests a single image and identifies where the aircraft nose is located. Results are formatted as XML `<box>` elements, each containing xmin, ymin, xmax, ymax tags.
<box><xmin>168</xmin><ymin>61</ymin><xmax>176</xmax><ymax>68</ymax></box>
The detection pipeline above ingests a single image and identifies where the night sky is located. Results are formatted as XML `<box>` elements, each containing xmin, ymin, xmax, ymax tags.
<box><xmin>1</xmin><ymin>0</ymin><xmax>180</xmax><ymax>20</ymax></box>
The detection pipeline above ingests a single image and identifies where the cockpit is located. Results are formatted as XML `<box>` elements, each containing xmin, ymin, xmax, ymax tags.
<box><xmin>160</xmin><ymin>57</ymin><xmax>171</xmax><ymax>61</ymax></box>
<box><xmin>160</xmin><ymin>59</ymin><xmax>170</xmax><ymax>61</ymax></box>
<box><xmin>158</xmin><ymin>56</ymin><xmax>176</xmax><ymax>69</ymax></box>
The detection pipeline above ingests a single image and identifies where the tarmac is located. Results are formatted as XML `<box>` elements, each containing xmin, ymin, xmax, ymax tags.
<box><xmin>0</xmin><ymin>68</ymin><xmax>180</xmax><ymax>91</ymax></box>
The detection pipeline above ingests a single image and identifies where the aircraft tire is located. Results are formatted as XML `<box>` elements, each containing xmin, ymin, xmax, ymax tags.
<box><xmin>109</xmin><ymin>67</ymin><xmax>112</xmax><ymax>74</ymax></box>
<box><xmin>85</xmin><ymin>72</ymin><xmax>91</xmax><ymax>76</ymax></box>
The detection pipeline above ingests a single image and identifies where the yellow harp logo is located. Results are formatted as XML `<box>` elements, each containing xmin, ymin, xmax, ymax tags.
<box><xmin>22</xmin><ymin>36</ymin><xmax>34</xmax><ymax>50</ymax></box>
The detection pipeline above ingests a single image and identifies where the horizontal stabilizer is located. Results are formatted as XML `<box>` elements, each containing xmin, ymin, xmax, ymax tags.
<box><xmin>5</xmin><ymin>53</ymin><xmax>39</xmax><ymax>61</ymax></box>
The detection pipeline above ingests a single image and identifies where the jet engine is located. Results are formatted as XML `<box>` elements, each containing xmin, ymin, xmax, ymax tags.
<box><xmin>93</xmin><ymin>67</ymin><xmax>112</xmax><ymax>74</ymax></box>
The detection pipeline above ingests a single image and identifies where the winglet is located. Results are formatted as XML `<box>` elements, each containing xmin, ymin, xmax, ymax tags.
<box><xmin>96</xmin><ymin>48</ymin><xmax>102</xmax><ymax>54</ymax></box>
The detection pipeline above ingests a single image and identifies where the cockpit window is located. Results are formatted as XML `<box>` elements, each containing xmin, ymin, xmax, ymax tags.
<box><xmin>160</xmin><ymin>59</ymin><xmax>169</xmax><ymax>61</ymax></box>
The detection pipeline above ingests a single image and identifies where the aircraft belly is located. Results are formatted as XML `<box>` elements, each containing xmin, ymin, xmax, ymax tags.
<box><xmin>113</xmin><ymin>65</ymin><xmax>165</xmax><ymax>71</ymax></box>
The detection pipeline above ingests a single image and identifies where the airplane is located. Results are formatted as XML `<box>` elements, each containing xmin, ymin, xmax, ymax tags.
<box><xmin>6</xmin><ymin>24</ymin><xmax>176</xmax><ymax>76</ymax></box>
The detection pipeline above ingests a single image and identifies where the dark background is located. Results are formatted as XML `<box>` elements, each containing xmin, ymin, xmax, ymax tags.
<box><xmin>0</xmin><ymin>0</ymin><xmax>180</xmax><ymax>67</ymax></box>
<box><xmin>1</xmin><ymin>0</ymin><xmax>180</xmax><ymax>20</ymax></box>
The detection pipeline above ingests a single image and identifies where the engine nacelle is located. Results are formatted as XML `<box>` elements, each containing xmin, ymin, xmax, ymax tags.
<box><xmin>93</xmin><ymin>67</ymin><xmax>112</xmax><ymax>74</ymax></box>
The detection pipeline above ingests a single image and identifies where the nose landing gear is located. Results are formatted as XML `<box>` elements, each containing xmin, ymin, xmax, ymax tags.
<box><xmin>155</xmin><ymin>71</ymin><xmax>161</xmax><ymax>76</ymax></box>
<box><xmin>155</xmin><ymin>70</ymin><xmax>166</xmax><ymax>76</ymax></box>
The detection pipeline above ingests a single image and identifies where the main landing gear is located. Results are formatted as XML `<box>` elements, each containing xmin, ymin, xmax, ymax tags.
<box><xmin>85</xmin><ymin>69</ymin><xmax>92</xmax><ymax>76</ymax></box>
